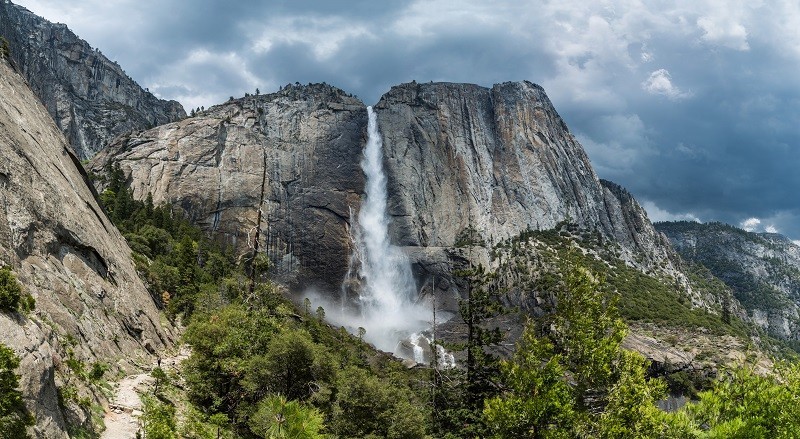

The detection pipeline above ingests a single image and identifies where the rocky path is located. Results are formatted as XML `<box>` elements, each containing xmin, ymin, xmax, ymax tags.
<box><xmin>101</xmin><ymin>346</ymin><xmax>190</xmax><ymax>439</ymax></box>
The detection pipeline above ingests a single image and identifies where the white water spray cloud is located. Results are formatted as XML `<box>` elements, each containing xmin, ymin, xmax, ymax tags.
<box><xmin>308</xmin><ymin>107</ymin><xmax>440</xmax><ymax>360</ymax></box>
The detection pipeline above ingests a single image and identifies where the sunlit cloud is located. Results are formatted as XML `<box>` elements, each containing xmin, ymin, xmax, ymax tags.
<box><xmin>642</xmin><ymin>200</ymin><xmax>701</xmax><ymax>223</ymax></box>
<box><xmin>741</xmin><ymin>217</ymin><xmax>761</xmax><ymax>232</ymax></box>
<box><xmin>642</xmin><ymin>69</ymin><xmax>692</xmax><ymax>100</ymax></box>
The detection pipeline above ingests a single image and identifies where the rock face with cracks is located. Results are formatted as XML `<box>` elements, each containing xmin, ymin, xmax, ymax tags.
<box><xmin>91</xmin><ymin>84</ymin><xmax>366</xmax><ymax>293</ymax></box>
<box><xmin>0</xmin><ymin>0</ymin><xmax>185</xmax><ymax>159</ymax></box>
<box><xmin>375</xmin><ymin>81</ymin><xmax>686</xmax><ymax>308</ymax></box>
<box><xmin>375</xmin><ymin>82</ymin><xmax>672</xmax><ymax>258</ymax></box>
<box><xmin>91</xmin><ymin>80</ymin><xmax>688</xmax><ymax>314</ymax></box>
<box><xmin>0</xmin><ymin>58</ymin><xmax>171</xmax><ymax>438</ymax></box>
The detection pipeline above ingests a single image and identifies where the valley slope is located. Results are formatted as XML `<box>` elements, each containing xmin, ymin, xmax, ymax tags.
<box><xmin>658</xmin><ymin>221</ymin><xmax>800</xmax><ymax>342</ymax></box>
<box><xmin>0</xmin><ymin>56</ymin><xmax>171</xmax><ymax>438</ymax></box>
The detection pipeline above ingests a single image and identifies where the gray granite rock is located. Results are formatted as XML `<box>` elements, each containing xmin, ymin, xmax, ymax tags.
<box><xmin>0</xmin><ymin>58</ymin><xmax>172</xmax><ymax>438</ymax></box>
<box><xmin>91</xmin><ymin>84</ymin><xmax>366</xmax><ymax>292</ymax></box>
<box><xmin>375</xmin><ymin>81</ymin><xmax>682</xmax><ymax>281</ymax></box>
<box><xmin>658</xmin><ymin>221</ymin><xmax>800</xmax><ymax>340</ymax></box>
<box><xmin>0</xmin><ymin>0</ymin><xmax>185</xmax><ymax>159</ymax></box>
<box><xmin>91</xmin><ymin>80</ymin><xmax>692</xmax><ymax>314</ymax></box>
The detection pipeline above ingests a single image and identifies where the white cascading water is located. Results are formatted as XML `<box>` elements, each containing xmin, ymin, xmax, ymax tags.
<box><xmin>304</xmin><ymin>106</ymin><xmax>454</xmax><ymax>366</ymax></box>
<box><xmin>351</xmin><ymin>106</ymin><xmax>429</xmax><ymax>354</ymax></box>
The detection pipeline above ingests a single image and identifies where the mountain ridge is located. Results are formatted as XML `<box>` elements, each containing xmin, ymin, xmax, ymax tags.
<box><xmin>0</xmin><ymin>0</ymin><xmax>186</xmax><ymax>159</ymax></box>
<box><xmin>657</xmin><ymin>220</ymin><xmax>800</xmax><ymax>342</ymax></box>
<box><xmin>89</xmin><ymin>80</ymin><xmax>712</xmax><ymax>320</ymax></box>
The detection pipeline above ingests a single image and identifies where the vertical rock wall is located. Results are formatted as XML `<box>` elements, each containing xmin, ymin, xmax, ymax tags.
<box><xmin>91</xmin><ymin>84</ymin><xmax>366</xmax><ymax>292</ymax></box>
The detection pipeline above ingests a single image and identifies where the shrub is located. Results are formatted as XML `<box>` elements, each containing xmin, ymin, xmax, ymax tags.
<box><xmin>0</xmin><ymin>343</ymin><xmax>35</xmax><ymax>437</ymax></box>
<box><xmin>0</xmin><ymin>267</ymin><xmax>22</xmax><ymax>312</ymax></box>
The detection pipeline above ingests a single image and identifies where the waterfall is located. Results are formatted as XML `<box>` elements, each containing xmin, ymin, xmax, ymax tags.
<box><xmin>357</xmin><ymin>107</ymin><xmax>416</xmax><ymax>315</ymax></box>
<box><xmin>306</xmin><ymin>106</ymin><xmax>453</xmax><ymax>366</ymax></box>
<box><xmin>347</xmin><ymin>106</ymin><xmax>428</xmax><ymax>354</ymax></box>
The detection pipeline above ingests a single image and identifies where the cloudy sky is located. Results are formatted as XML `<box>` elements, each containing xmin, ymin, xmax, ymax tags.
<box><xmin>15</xmin><ymin>0</ymin><xmax>800</xmax><ymax>240</ymax></box>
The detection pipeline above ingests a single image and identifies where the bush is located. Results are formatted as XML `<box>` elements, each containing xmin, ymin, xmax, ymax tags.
<box><xmin>0</xmin><ymin>267</ymin><xmax>22</xmax><ymax>312</ymax></box>
<box><xmin>0</xmin><ymin>37</ymin><xmax>10</xmax><ymax>60</ymax></box>
<box><xmin>141</xmin><ymin>396</ymin><xmax>177</xmax><ymax>439</ymax></box>
<box><xmin>248</xmin><ymin>394</ymin><xmax>324</xmax><ymax>439</ymax></box>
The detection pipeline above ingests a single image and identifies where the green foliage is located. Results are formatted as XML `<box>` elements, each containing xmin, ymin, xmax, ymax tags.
<box><xmin>96</xmin><ymin>164</ymin><xmax>430</xmax><ymax>437</ymax></box>
<box><xmin>141</xmin><ymin>396</ymin><xmax>177</xmax><ymax>439</ymax></box>
<box><xmin>249</xmin><ymin>394</ymin><xmax>325</xmax><ymax>439</ymax></box>
<box><xmin>95</xmin><ymin>162</ymin><xmax>800</xmax><ymax>438</ymax></box>
<box><xmin>93</xmin><ymin>164</ymin><xmax>234</xmax><ymax>319</ymax></box>
<box><xmin>551</xmin><ymin>262</ymin><xmax>626</xmax><ymax>395</ymax></box>
<box><xmin>597</xmin><ymin>350</ymin><xmax>669</xmax><ymax>439</ymax></box>
<box><xmin>88</xmin><ymin>362</ymin><xmax>108</xmax><ymax>382</ymax></box>
<box><xmin>243</xmin><ymin>328</ymin><xmax>335</xmax><ymax>402</ymax></box>
<box><xmin>456</xmin><ymin>264</ymin><xmax>503</xmax><ymax>409</ymax></box>
<box><xmin>484</xmin><ymin>262</ymin><xmax>671</xmax><ymax>438</ymax></box>
<box><xmin>183</xmin><ymin>304</ymin><xmax>281</xmax><ymax>415</ymax></box>
<box><xmin>495</xmin><ymin>226</ymin><xmax>749</xmax><ymax>337</ymax></box>
<box><xmin>455</xmin><ymin>225</ymin><xmax>486</xmax><ymax>247</ymax></box>
<box><xmin>676</xmin><ymin>364</ymin><xmax>800</xmax><ymax>438</ymax></box>
<box><xmin>179</xmin><ymin>407</ymin><xmax>235</xmax><ymax>439</ymax></box>
<box><xmin>330</xmin><ymin>367</ymin><xmax>426</xmax><ymax>439</ymax></box>
<box><xmin>183</xmin><ymin>298</ymin><xmax>429</xmax><ymax>437</ymax></box>
<box><xmin>0</xmin><ymin>344</ymin><xmax>34</xmax><ymax>438</ymax></box>
<box><xmin>429</xmin><ymin>263</ymin><xmax>504</xmax><ymax>437</ymax></box>
<box><xmin>0</xmin><ymin>267</ymin><xmax>23</xmax><ymax>312</ymax></box>
<box><xmin>484</xmin><ymin>328</ymin><xmax>574</xmax><ymax>438</ymax></box>
<box><xmin>151</xmin><ymin>367</ymin><xmax>169</xmax><ymax>395</ymax></box>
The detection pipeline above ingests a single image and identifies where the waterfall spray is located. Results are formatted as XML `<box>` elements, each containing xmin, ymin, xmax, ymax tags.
<box><xmin>345</xmin><ymin>107</ymin><xmax>428</xmax><ymax>353</ymax></box>
<box><xmin>305</xmin><ymin>106</ymin><xmax>453</xmax><ymax>365</ymax></box>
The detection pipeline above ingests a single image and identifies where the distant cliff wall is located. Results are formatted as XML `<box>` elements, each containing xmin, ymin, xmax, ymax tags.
<box><xmin>658</xmin><ymin>221</ymin><xmax>800</xmax><ymax>340</ymax></box>
<box><xmin>0</xmin><ymin>0</ymin><xmax>185</xmax><ymax>159</ymax></box>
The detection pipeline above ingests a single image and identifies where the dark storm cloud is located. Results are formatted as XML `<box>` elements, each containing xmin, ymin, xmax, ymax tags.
<box><xmin>14</xmin><ymin>0</ymin><xmax>800</xmax><ymax>240</ymax></box>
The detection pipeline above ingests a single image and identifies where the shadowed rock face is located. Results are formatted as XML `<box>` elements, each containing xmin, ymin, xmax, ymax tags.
<box><xmin>0</xmin><ymin>1</ymin><xmax>185</xmax><ymax>159</ymax></box>
<box><xmin>658</xmin><ymin>221</ymin><xmax>800</xmax><ymax>340</ymax></box>
<box><xmin>91</xmin><ymin>84</ymin><xmax>367</xmax><ymax>292</ymax></box>
<box><xmin>0</xmin><ymin>59</ymin><xmax>171</xmax><ymax>438</ymax></box>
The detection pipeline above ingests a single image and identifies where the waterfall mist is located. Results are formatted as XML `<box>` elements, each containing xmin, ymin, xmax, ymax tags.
<box><xmin>304</xmin><ymin>106</ymin><xmax>438</xmax><ymax>358</ymax></box>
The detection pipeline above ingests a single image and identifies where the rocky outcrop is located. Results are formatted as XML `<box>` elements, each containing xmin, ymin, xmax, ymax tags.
<box><xmin>0</xmin><ymin>0</ymin><xmax>185</xmax><ymax>159</ymax></box>
<box><xmin>0</xmin><ymin>58</ymin><xmax>171</xmax><ymax>438</ymax></box>
<box><xmin>657</xmin><ymin>221</ymin><xmax>800</xmax><ymax>340</ymax></box>
<box><xmin>375</xmin><ymin>81</ymin><xmax>680</xmax><ymax>277</ymax></box>
<box><xmin>90</xmin><ymin>84</ymin><xmax>366</xmax><ymax>292</ymax></box>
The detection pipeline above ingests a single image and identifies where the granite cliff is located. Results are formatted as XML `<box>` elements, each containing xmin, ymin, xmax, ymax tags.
<box><xmin>0</xmin><ymin>0</ymin><xmax>185</xmax><ymax>160</ymax></box>
<box><xmin>0</xmin><ymin>57</ymin><xmax>171</xmax><ymax>438</ymax></box>
<box><xmin>657</xmin><ymin>221</ymin><xmax>800</xmax><ymax>341</ymax></box>
<box><xmin>91</xmin><ymin>84</ymin><xmax>366</xmax><ymax>292</ymax></box>
<box><xmin>374</xmin><ymin>82</ymin><xmax>687</xmax><ymax>304</ymax></box>
<box><xmin>90</xmin><ymin>81</ymin><xmax>697</xmax><ymax>314</ymax></box>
